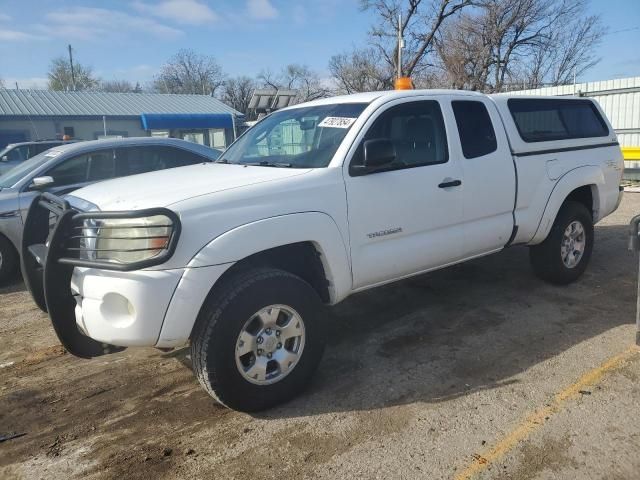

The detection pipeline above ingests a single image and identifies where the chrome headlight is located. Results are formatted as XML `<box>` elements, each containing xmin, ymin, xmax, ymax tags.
<box><xmin>78</xmin><ymin>214</ymin><xmax>176</xmax><ymax>265</ymax></box>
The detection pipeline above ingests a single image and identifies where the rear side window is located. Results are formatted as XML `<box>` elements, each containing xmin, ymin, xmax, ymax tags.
<box><xmin>508</xmin><ymin>99</ymin><xmax>609</xmax><ymax>143</ymax></box>
<box><xmin>116</xmin><ymin>146</ymin><xmax>207</xmax><ymax>176</ymax></box>
<box><xmin>35</xmin><ymin>143</ymin><xmax>56</xmax><ymax>154</ymax></box>
<box><xmin>87</xmin><ymin>150</ymin><xmax>116</xmax><ymax>181</ymax></box>
<box><xmin>452</xmin><ymin>101</ymin><xmax>497</xmax><ymax>158</ymax></box>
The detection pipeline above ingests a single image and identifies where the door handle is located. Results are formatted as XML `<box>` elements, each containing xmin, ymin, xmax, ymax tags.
<box><xmin>438</xmin><ymin>179</ymin><xmax>462</xmax><ymax>188</ymax></box>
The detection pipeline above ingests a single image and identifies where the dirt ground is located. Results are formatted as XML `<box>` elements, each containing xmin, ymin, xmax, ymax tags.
<box><xmin>1</xmin><ymin>195</ymin><xmax>639</xmax><ymax>480</ymax></box>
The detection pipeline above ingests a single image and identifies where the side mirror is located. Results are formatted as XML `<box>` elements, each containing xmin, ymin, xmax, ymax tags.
<box><xmin>363</xmin><ymin>138</ymin><xmax>396</xmax><ymax>168</ymax></box>
<box><xmin>1</xmin><ymin>155</ymin><xmax>7</xmax><ymax>162</ymax></box>
<box><xmin>30</xmin><ymin>176</ymin><xmax>54</xmax><ymax>190</ymax></box>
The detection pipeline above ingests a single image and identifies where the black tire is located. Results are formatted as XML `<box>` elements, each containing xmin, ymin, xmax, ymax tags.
<box><xmin>529</xmin><ymin>200</ymin><xmax>594</xmax><ymax>285</ymax></box>
<box><xmin>190</xmin><ymin>267</ymin><xmax>327</xmax><ymax>412</ymax></box>
<box><xmin>0</xmin><ymin>235</ymin><xmax>19</xmax><ymax>285</ymax></box>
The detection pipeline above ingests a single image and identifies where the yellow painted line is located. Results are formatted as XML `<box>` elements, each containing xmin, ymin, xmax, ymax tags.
<box><xmin>454</xmin><ymin>345</ymin><xmax>640</xmax><ymax>480</ymax></box>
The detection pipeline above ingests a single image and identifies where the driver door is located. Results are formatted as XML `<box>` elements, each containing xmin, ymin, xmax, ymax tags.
<box><xmin>344</xmin><ymin>99</ymin><xmax>465</xmax><ymax>289</ymax></box>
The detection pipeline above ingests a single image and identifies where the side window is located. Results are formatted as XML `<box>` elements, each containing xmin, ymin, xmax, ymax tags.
<box><xmin>116</xmin><ymin>146</ymin><xmax>207</xmax><ymax>176</ymax></box>
<box><xmin>87</xmin><ymin>150</ymin><xmax>116</xmax><ymax>181</ymax></box>
<box><xmin>116</xmin><ymin>147</ymin><xmax>159</xmax><ymax>176</ymax></box>
<box><xmin>160</xmin><ymin>147</ymin><xmax>208</xmax><ymax>167</ymax></box>
<box><xmin>351</xmin><ymin>100</ymin><xmax>448</xmax><ymax>173</ymax></box>
<box><xmin>35</xmin><ymin>143</ymin><xmax>59</xmax><ymax>155</ymax></box>
<box><xmin>45</xmin><ymin>149</ymin><xmax>115</xmax><ymax>186</ymax></box>
<box><xmin>508</xmin><ymin>99</ymin><xmax>609</xmax><ymax>142</ymax></box>
<box><xmin>452</xmin><ymin>101</ymin><xmax>497</xmax><ymax>159</ymax></box>
<box><xmin>7</xmin><ymin>145</ymin><xmax>30</xmax><ymax>162</ymax></box>
<box><xmin>46</xmin><ymin>155</ymin><xmax>89</xmax><ymax>187</ymax></box>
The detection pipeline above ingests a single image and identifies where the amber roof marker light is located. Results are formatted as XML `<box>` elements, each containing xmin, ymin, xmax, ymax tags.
<box><xmin>395</xmin><ymin>77</ymin><xmax>414</xmax><ymax>90</ymax></box>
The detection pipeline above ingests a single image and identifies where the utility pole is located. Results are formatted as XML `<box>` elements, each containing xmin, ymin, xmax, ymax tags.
<box><xmin>394</xmin><ymin>12</ymin><xmax>412</xmax><ymax>90</ymax></box>
<box><xmin>68</xmin><ymin>44</ymin><xmax>77</xmax><ymax>92</ymax></box>
<box><xmin>397</xmin><ymin>14</ymin><xmax>404</xmax><ymax>79</ymax></box>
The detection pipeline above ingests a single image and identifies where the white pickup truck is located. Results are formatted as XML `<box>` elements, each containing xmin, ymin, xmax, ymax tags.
<box><xmin>22</xmin><ymin>89</ymin><xmax>623</xmax><ymax>411</ymax></box>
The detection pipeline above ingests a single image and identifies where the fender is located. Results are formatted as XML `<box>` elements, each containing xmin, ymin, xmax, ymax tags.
<box><xmin>187</xmin><ymin>212</ymin><xmax>353</xmax><ymax>304</ymax></box>
<box><xmin>529</xmin><ymin>166</ymin><xmax>604</xmax><ymax>245</ymax></box>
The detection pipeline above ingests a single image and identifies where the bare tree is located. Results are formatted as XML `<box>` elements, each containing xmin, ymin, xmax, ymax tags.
<box><xmin>338</xmin><ymin>0</ymin><xmax>603</xmax><ymax>93</ymax></box>
<box><xmin>521</xmin><ymin>7</ymin><xmax>603</xmax><ymax>88</ymax></box>
<box><xmin>47</xmin><ymin>57</ymin><xmax>99</xmax><ymax>91</ymax></box>
<box><xmin>362</xmin><ymin>0</ymin><xmax>473</xmax><ymax>78</ymax></box>
<box><xmin>153</xmin><ymin>49</ymin><xmax>225</xmax><ymax>95</ymax></box>
<box><xmin>220</xmin><ymin>76</ymin><xmax>257</xmax><ymax>115</ymax></box>
<box><xmin>437</xmin><ymin>0</ymin><xmax>604</xmax><ymax>92</ymax></box>
<box><xmin>435</xmin><ymin>12</ymin><xmax>494</xmax><ymax>90</ymax></box>
<box><xmin>328</xmin><ymin>48</ymin><xmax>394</xmax><ymax>93</ymax></box>
<box><xmin>328</xmin><ymin>0</ymin><xmax>472</xmax><ymax>93</ymax></box>
<box><xmin>99</xmin><ymin>79</ymin><xmax>142</xmax><ymax>93</ymax></box>
<box><xmin>0</xmin><ymin>77</ymin><xmax>4</xmax><ymax>89</ymax></box>
<box><xmin>258</xmin><ymin>64</ymin><xmax>330</xmax><ymax>102</ymax></box>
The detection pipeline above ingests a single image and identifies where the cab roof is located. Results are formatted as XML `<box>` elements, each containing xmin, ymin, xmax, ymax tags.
<box><xmin>285</xmin><ymin>89</ymin><xmax>487</xmax><ymax>109</ymax></box>
<box><xmin>284</xmin><ymin>89</ymin><xmax>597</xmax><ymax>111</ymax></box>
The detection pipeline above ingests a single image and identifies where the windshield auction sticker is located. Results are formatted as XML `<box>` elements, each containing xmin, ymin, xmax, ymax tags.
<box><xmin>318</xmin><ymin>117</ymin><xmax>357</xmax><ymax>128</ymax></box>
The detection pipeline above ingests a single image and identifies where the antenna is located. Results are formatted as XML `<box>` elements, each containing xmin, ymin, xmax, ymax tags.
<box><xmin>68</xmin><ymin>44</ymin><xmax>77</xmax><ymax>92</ymax></box>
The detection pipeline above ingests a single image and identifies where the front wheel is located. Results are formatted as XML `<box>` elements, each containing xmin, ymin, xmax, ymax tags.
<box><xmin>190</xmin><ymin>267</ymin><xmax>326</xmax><ymax>412</ymax></box>
<box><xmin>529</xmin><ymin>201</ymin><xmax>594</xmax><ymax>285</ymax></box>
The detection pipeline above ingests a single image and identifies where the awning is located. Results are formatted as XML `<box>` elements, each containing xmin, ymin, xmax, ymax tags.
<box><xmin>140</xmin><ymin>113</ymin><xmax>234</xmax><ymax>130</ymax></box>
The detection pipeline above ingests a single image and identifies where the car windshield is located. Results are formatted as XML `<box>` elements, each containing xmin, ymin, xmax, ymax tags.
<box><xmin>219</xmin><ymin>103</ymin><xmax>368</xmax><ymax>168</ymax></box>
<box><xmin>0</xmin><ymin>151</ymin><xmax>59</xmax><ymax>188</ymax></box>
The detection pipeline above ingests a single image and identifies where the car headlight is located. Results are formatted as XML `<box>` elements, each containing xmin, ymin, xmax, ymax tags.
<box><xmin>79</xmin><ymin>214</ymin><xmax>176</xmax><ymax>265</ymax></box>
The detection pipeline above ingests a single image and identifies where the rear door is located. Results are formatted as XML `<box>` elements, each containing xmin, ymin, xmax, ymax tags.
<box><xmin>451</xmin><ymin>98</ymin><xmax>516</xmax><ymax>256</ymax></box>
<box><xmin>344</xmin><ymin>98</ymin><xmax>465</xmax><ymax>289</ymax></box>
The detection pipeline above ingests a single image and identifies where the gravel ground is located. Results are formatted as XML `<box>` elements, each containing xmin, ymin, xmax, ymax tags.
<box><xmin>1</xmin><ymin>194</ymin><xmax>639</xmax><ymax>480</ymax></box>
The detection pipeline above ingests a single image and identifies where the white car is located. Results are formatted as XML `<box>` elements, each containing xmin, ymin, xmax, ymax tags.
<box><xmin>22</xmin><ymin>90</ymin><xmax>623</xmax><ymax>411</ymax></box>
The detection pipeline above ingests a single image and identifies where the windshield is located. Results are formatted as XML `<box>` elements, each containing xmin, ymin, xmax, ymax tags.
<box><xmin>220</xmin><ymin>103</ymin><xmax>368</xmax><ymax>168</ymax></box>
<box><xmin>0</xmin><ymin>151</ymin><xmax>59</xmax><ymax>188</ymax></box>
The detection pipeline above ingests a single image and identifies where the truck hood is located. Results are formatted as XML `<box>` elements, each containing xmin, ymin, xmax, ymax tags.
<box><xmin>69</xmin><ymin>163</ymin><xmax>312</xmax><ymax>211</ymax></box>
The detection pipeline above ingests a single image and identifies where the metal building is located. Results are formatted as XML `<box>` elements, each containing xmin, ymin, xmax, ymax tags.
<box><xmin>505</xmin><ymin>76</ymin><xmax>640</xmax><ymax>167</ymax></box>
<box><xmin>0</xmin><ymin>89</ymin><xmax>242</xmax><ymax>150</ymax></box>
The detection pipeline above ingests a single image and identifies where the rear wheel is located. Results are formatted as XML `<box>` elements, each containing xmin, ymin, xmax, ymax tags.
<box><xmin>529</xmin><ymin>201</ymin><xmax>594</xmax><ymax>285</ymax></box>
<box><xmin>190</xmin><ymin>267</ymin><xmax>326</xmax><ymax>412</ymax></box>
<box><xmin>0</xmin><ymin>235</ymin><xmax>19</xmax><ymax>285</ymax></box>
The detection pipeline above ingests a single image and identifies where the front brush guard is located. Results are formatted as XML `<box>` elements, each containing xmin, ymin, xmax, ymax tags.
<box><xmin>21</xmin><ymin>193</ymin><xmax>124</xmax><ymax>358</ymax></box>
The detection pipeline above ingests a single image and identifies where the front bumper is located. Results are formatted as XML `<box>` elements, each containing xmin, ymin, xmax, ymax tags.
<box><xmin>71</xmin><ymin>267</ymin><xmax>184</xmax><ymax>346</ymax></box>
<box><xmin>21</xmin><ymin>193</ymin><xmax>181</xmax><ymax>358</ymax></box>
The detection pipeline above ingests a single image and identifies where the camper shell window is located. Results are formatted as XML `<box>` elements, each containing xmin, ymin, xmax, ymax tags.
<box><xmin>508</xmin><ymin>98</ymin><xmax>609</xmax><ymax>143</ymax></box>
